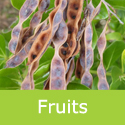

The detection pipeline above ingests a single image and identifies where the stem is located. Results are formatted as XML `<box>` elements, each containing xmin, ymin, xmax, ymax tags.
<box><xmin>90</xmin><ymin>70</ymin><xmax>111</xmax><ymax>76</ymax></box>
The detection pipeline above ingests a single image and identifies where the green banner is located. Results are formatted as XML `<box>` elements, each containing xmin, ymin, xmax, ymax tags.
<box><xmin>0</xmin><ymin>91</ymin><xmax>124</xmax><ymax>124</ymax></box>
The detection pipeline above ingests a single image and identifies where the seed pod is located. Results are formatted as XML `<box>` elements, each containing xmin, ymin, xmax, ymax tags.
<box><xmin>21</xmin><ymin>29</ymin><xmax>51</xmax><ymax>90</ymax></box>
<box><xmin>97</xmin><ymin>22</ymin><xmax>109</xmax><ymax>90</ymax></box>
<box><xmin>15</xmin><ymin>0</ymin><xmax>50</xmax><ymax>53</ymax></box>
<box><xmin>81</xmin><ymin>15</ymin><xmax>94</xmax><ymax>88</ymax></box>
<box><xmin>72</xmin><ymin>19</ymin><xmax>82</xmax><ymax>56</ymax></box>
<box><xmin>6</xmin><ymin>20</ymin><xmax>47</xmax><ymax>68</ymax></box>
<box><xmin>27</xmin><ymin>2</ymin><xmax>62</xmax><ymax>65</ymax></box>
<box><xmin>59</xmin><ymin>0</ymin><xmax>84</xmax><ymax>60</ymax></box>
<box><xmin>50</xmin><ymin>0</ymin><xmax>68</xmax><ymax>90</ymax></box>
<box><xmin>77</xmin><ymin>0</ymin><xmax>101</xmax><ymax>41</ymax></box>
<box><xmin>9</xmin><ymin>0</ymin><xmax>39</xmax><ymax>54</ymax></box>
<box><xmin>75</xmin><ymin>33</ymin><xmax>85</xmax><ymax>79</ymax></box>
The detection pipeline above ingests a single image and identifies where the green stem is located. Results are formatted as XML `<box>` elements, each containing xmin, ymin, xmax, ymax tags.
<box><xmin>90</xmin><ymin>70</ymin><xmax>111</xmax><ymax>76</ymax></box>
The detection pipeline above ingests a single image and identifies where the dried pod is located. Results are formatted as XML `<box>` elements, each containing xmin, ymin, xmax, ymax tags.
<box><xmin>81</xmin><ymin>15</ymin><xmax>94</xmax><ymax>88</ymax></box>
<box><xmin>6</xmin><ymin>20</ymin><xmax>47</xmax><ymax>68</ymax></box>
<box><xmin>50</xmin><ymin>0</ymin><xmax>68</xmax><ymax>90</ymax></box>
<box><xmin>77</xmin><ymin>0</ymin><xmax>101</xmax><ymax>41</ymax></box>
<box><xmin>5</xmin><ymin>0</ymin><xmax>119</xmax><ymax>90</ymax></box>
<box><xmin>59</xmin><ymin>0</ymin><xmax>84</xmax><ymax>60</ymax></box>
<box><xmin>97</xmin><ymin>22</ymin><xmax>109</xmax><ymax>90</ymax></box>
<box><xmin>15</xmin><ymin>0</ymin><xmax>50</xmax><ymax>53</ymax></box>
<box><xmin>9</xmin><ymin>0</ymin><xmax>39</xmax><ymax>54</ymax></box>
<box><xmin>27</xmin><ymin>5</ymin><xmax>60</xmax><ymax>65</ymax></box>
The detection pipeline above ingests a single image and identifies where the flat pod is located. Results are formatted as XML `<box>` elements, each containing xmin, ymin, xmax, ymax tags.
<box><xmin>27</xmin><ymin>7</ymin><xmax>59</xmax><ymax>64</ymax></box>
<box><xmin>9</xmin><ymin>0</ymin><xmax>39</xmax><ymax>54</ymax></box>
<box><xmin>97</xmin><ymin>24</ymin><xmax>107</xmax><ymax>57</ymax></box>
<box><xmin>15</xmin><ymin>0</ymin><xmax>50</xmax><ymax>53</ymax></box>
<box><xmin>50</xmin><ymin>0</ymin><xmax>68</xmax><ymax>90</ymax></box>
<box><xmin>59</xmin><ymin>0</ymin><xmax>84</xmax><ymax>60</ymax></box>
<box><xmin>6</xmin><ymin>21</ymin><xmax>47</xmax><ymax>68</ymax></box>
<box><xmin>80</xmin><ymin>14</ymin><xmax>94</xmax><ymax>88</ymax></box>
<box><xmin>97</xmin><ymin>22</ymin><xmax>109</xmax><ymax>90</ymax></box>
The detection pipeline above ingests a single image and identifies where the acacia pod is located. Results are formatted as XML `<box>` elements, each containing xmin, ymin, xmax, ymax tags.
<box><xmin>59</xmin><ymin>0</ymin><xmax>84</xmax><ymax>60</ymax></box>
<box><xmin>9</xmin><ymin>0</ymin><xmax>39</xmax><ymax>54</ymax></box>
<box><xmin>72</xmin><ymin>19</ymin><xmax>82</xmax><ymax>56</ymax></box>
<box><xmin>77</xmin><ymin>0</ymin><xmax>101</xmax><ymax>41</ymax></box>
<box><xmin>80</xmin><ymin>34</ymin><xmax>85</xmax><ymax>69</ymax></box>
<box><xmin>81</xmin><ymin>15</ymin><xmax>94</xmax><ymax>88</ymax></box>
<box><xmin>50</xmin><ymin>0</ymin><xmax>68</xmax><ymax>90</ymax></box>
<box><xmin>6</xmin><ymin>20</ymin><xmax>47</xmax><ymax>68</ymax></box>
<box><xmin>15</xmin><ymin>0</ymin><xmax>50</xmax><ymax>53</ymax></box>
<box><xmin>76</xmin><ymin>34</ymin><xmax>85</xmax><ymax>79</ymax></box>
<box><xmin>27</xmin><ymin>3</ymin><xmax>62</xmax><ymax>65</ymax></box>
<box><xmin>97</xmin><ymin>22</ymin><xmax>109</xmax><ymax>90</ymax></box>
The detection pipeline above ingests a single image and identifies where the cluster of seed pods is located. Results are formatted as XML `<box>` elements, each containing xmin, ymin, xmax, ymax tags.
<box><xmin>6</xmin><ymin>0</ymin><xmax>124</xmax><ymax>90</ymax></box>
<box><xmin>9</xmin><ymin>0</ymin><xmax>39</xmax><ymax>54</ymax></box>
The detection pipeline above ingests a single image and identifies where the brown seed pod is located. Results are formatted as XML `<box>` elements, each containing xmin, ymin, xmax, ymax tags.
<box><xmin>81</xmin><ymin>15</ymin><xmax>94</xmax><ymax>88</ymax></box>
<box><xmin>50</xmin><ymin>0</ymin><xmax>68</xmax><ymax>90</ymax></box>
<box><xmin>97</xmin><ymin>22</ymin><xmax>109</xmax><ymax>90</ymax></box>
<box><xmin>77</xmin><ymin>0</ymin><xmax>101</xmax><ymax>41</ymax></box>
<box><xmin>75</xmin><ymin>33</ymin><xmax>85</xmax><ymax>79</ymax></box>
<box><xmin>27</xmin><ymin>2</ymin><xmax>62</xmax><ymax>65</ymax></box>
<box><xmin>15</xmin><ymin>0</ymin><xmax>50</xmax><ymax>53</ymax></box>
<box><xmin>9</xmin><ymin>0</ymin><xmax>39</xmax><ymax>54</ymax></box>
<box><xmin>59</xmin><ymin>0</ymin><xmax>84</xmax><ymax>60</ymax></box>
<box><xmin>6</xmin><ymin>20</ymin><xmax>47</xmax><ymax>68</ymax></box>
<box><xmin>72</xmin><ymin>19</ymin><xmax>82</xmax><ymax>56</ymax></box>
